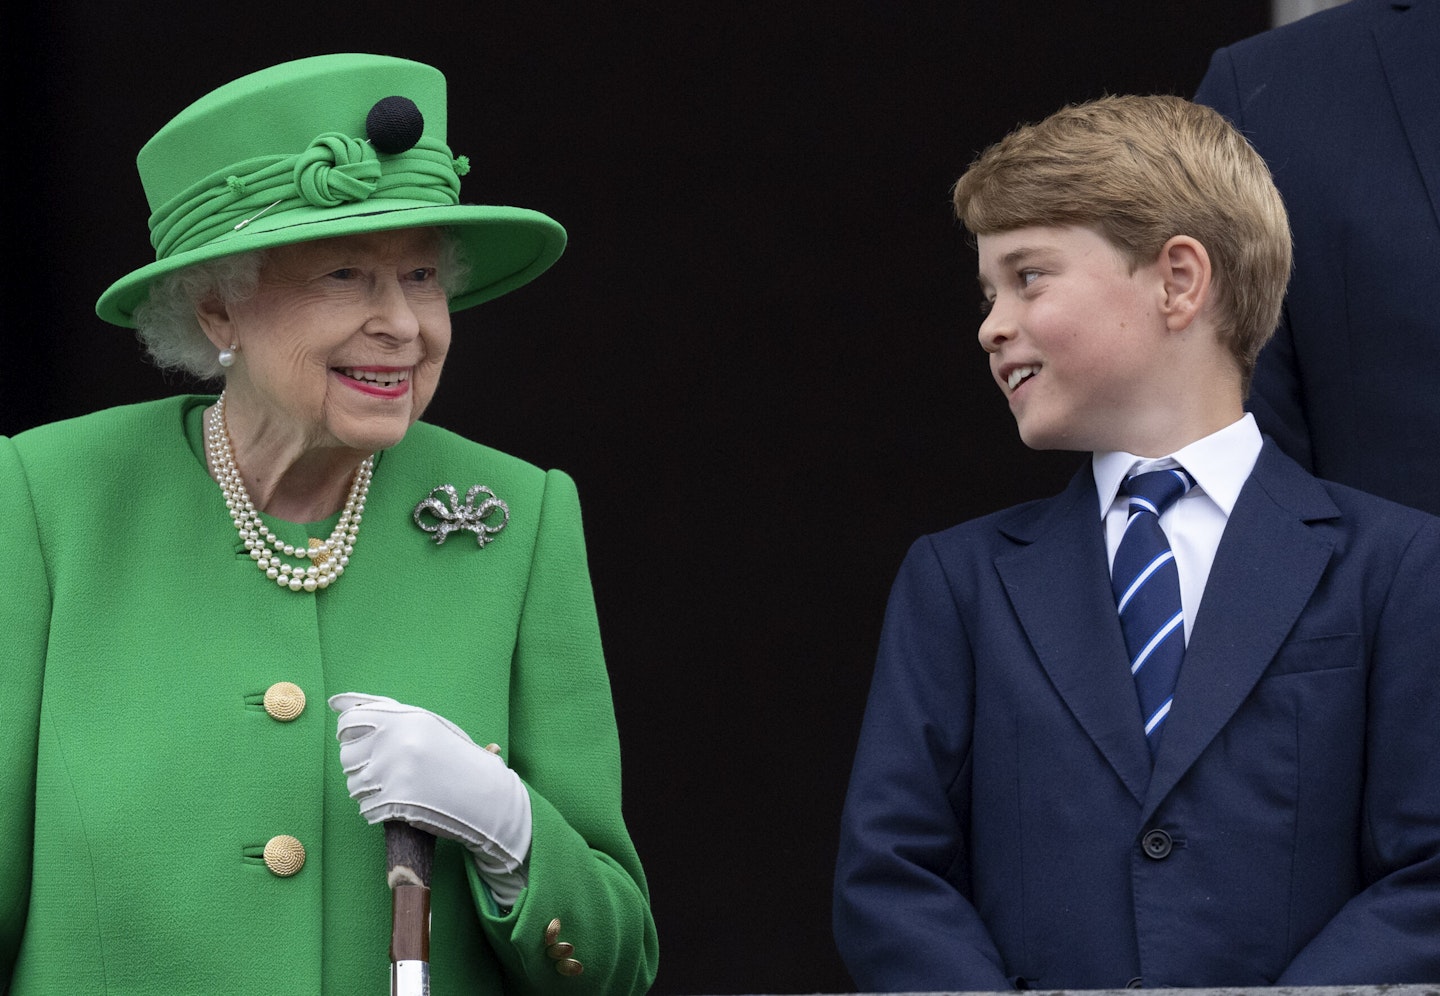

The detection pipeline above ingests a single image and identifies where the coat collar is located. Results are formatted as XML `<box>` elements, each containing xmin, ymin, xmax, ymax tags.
<box><xmin>1373</xmin><ymin>0</ymin><xmax>1440</xmax><ymax>233</ymax></box>
<box><xmin>994</xmin><ymin>465</ymin><xmax>1153</xmax><ymax>805</ymax></box>
<box><xmin>992</xmin><ymin>440</ymin><xmax>1340</xmax><ymax>814</ymax></box>
<box><xmin>1141</xmin><ymin>440</ymin><xmax>1339</xmax><ymax>818</ymax></box>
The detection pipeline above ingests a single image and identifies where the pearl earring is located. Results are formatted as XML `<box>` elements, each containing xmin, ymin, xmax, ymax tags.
<box><xmin>217</xmin><ymin>343</ymin><xmax>238</xmax><ymax>368</ymax></box>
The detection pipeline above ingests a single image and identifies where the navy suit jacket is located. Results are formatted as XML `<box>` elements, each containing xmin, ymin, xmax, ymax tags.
<box><xmin>834</xmin><ymin>441</ymin><xmax>1440</xmax><ymax>990</ymax></box>
<box><xmin>1195</xmin><ymin>0</ymin><xmax>1440</xmax><ymax>515</ymax></box>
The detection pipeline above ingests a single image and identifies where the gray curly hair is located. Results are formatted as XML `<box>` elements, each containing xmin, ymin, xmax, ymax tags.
<box><xmin>133</xmin><ymin>229</ymin><xmax>470</xmax><ymax>381</ymax></box>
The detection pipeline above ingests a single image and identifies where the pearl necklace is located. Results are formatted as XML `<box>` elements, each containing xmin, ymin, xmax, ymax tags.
<box><xmin>205</xmin><ymin>391</ymin><xmax>373</xmax><ymax>592</ymax></box>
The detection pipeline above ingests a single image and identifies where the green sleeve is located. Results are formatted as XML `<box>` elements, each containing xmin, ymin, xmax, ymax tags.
<box><xmin>0</xmin><ymin>437</ymin><xmax>51</xmax><ymax>977</ymax></box>
<box><xmin>470</xmin><ymin>468</ymin><xmax>659</xmax><ymax>993</ymax></box>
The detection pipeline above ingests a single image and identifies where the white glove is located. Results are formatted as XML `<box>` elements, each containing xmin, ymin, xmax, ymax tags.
<box><xmin>328</xmin><ymin>692</ymin><xmax>532</xmax><ymax>906</ymax></box>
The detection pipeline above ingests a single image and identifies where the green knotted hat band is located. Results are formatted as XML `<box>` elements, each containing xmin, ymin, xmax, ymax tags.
<box><xmin>97</xmin><ymin>54</ymin><xmax>566</xmax><ymax>328</ymax></box>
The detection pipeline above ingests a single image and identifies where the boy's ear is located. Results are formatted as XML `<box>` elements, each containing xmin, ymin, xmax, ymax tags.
<box><xmin>1156</xmin><ymin>235</ymin><xmax>1212</xmax><ymax>332</ymax></box>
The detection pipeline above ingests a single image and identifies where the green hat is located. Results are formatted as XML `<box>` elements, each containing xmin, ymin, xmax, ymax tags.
<box><xmin>96</xmin><ymin>53</ymin><xmax>566</xmax><ymax>327</ymax></box>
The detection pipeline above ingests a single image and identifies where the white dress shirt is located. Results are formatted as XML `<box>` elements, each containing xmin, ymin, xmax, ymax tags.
<box><xmin>1093</xmin><ymin>413</ymin><xmax>1263</xmax><ymax>643</ymax></box>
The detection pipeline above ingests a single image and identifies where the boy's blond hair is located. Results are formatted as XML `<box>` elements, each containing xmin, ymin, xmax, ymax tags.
<box><xmin>953</xmin><ymin>94</ymin><xmax>1291</xmax><ymax>393</ymax></box>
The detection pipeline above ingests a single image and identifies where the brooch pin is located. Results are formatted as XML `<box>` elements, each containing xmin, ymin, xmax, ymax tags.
<box><xmin>413</xmin><ymin>484</ymin><xmax>510</xmax><ymax>547</ymax></box>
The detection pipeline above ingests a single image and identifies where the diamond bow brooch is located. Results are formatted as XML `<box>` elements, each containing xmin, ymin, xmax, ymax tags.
<box><xmin>413</xmin><ymin>484</ymin><xmax>510</xmax><ymax>547</ymax></box>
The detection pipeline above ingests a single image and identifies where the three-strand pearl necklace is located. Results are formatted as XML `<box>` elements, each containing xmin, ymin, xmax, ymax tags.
<box><xmin>205</xmin><ymin>391</ymin><xmax>373</xmax><ymax>592</ymax></box>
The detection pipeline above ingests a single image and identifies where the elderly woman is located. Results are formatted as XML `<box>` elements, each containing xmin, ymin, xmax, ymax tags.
<box><xmin>0</xmin><ymin>54</ymin><xmax>657</xmax><ymax>994</ymax></box>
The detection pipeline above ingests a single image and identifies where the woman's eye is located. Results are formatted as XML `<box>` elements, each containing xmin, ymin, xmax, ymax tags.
<box><xmin>409</xmin><ymin>267</ymin><xmax>437</xmax><ymax>282</ymax></box>
<box><xmin>329</xmin><ymin>268</ymin><xmax>358</xmax><ymax>280</ymax></box>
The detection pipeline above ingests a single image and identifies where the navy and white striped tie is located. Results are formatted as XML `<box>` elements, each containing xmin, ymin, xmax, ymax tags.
<box><xmin>1112</xmin><ymin>468</ymin><xmax>1195</xmax><ymax>755</ymax></box>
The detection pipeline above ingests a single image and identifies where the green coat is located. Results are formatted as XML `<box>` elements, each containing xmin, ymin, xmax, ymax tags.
<box><xmin>1</xmin><ymin>396</ymin><xmax>658</xmax><ymax>994</ymax></box>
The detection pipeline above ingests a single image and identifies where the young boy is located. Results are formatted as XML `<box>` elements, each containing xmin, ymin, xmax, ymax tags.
<box><xmin>833</xmin><ymin>95</ymin><xmax>1440</xmax><ymax>990</ymax></box>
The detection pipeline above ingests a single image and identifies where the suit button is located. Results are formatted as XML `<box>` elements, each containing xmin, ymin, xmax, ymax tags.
<box><xmin>263</xmin><ymin>681</ymin><xmax>306</xmax><ymax>721</ymax></box>
<box><xmin>1141</xmin><ymin>829</ymin><xmax>1173</xmax><ymax>860</ymax></box>
<box><xmin>1126</xmin><ymin>978</ymin><xmax>1144</xmax><ymax>988</ymax></box>
<box><xmin>263</xmin><ymin>834</ymin><xmax>306</xmax><ymax>876</ymax></box>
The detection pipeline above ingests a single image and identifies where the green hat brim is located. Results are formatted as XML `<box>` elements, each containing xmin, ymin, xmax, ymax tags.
<box><xmin>95</xmin><ymin>199</ymin><xmax>566</xmax><ymax>328</ymax></box>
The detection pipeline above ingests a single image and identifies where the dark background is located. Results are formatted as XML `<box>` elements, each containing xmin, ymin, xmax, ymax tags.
<box><xmin>3</xmin><ymin>3</ymin><xmax>1271</xmax><ymax>992</ymax></box>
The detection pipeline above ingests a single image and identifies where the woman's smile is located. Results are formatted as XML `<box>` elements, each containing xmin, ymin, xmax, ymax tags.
<box><xmin>334</xmin><ymin>365</ymin><xmax>414</xmax><ymax>398</ymax></box>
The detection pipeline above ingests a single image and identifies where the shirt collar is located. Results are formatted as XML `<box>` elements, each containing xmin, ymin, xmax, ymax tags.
<box><xmin>1092</xmin><ymin>413</ymin><xmax>1263</xmax><ymax>519</ymax></box>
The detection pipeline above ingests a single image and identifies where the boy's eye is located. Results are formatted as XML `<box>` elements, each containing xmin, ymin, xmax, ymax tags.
<box><xmin>1019</xmin><ymin>269</ymin><xmax>1041</xmax><ymax>288</ymax></box>
<box><xmin>979</xmin><ymin>297</ymin><xmax>994</xmax><ymax>316</ymax></box>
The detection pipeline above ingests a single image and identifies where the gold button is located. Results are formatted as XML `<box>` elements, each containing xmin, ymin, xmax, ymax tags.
<box><xmin>554</xmin><ymin>958</ymin><xmax>584</xmax><ymax>977</ymax></box>
<box><xmin>263</xmin><ymin>682</ymin><xmax>306</xmax><ymax>721</ymax></box>
<box><xmin>263</xmin><ymin>834</ymin><xmax>306</xmax><ymax>876</ymax></box>
<box><xmin>544</xmin><ymin>917</ymin><xmax>562</xmax><ymax>947</ymax></box>
<box><xmin>547</xmin><ymin>941</ymin><xmax>575</xmax><ymax>960</ymax></box>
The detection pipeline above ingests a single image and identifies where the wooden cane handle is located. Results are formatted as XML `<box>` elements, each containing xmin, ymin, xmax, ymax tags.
<box><xmin>386</xmin><ymin>822</ymin><xmax>435</xmax><ymax>967</ymax></box>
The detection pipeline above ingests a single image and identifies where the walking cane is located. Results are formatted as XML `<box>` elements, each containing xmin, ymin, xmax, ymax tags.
<box><xmin>387</xmin><ymin>821</ymin><xmax>436</xmax><ymax>996</ymax></box>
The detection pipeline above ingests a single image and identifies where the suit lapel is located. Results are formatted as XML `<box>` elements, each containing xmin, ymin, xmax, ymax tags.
<box><xmin>1141</xmin><ymin>442</ymin><xmax>1340</xmax><ymax>820</ymax></box>
<box><xmin>1373</xmin><ymin>0</ymin><xmax>1440</xmax><ymax>231</ymax></box>
<box><xmin>994</xmin><ymin>467</ymin><xmax>1152</xmax><ymax>805</ymax></box>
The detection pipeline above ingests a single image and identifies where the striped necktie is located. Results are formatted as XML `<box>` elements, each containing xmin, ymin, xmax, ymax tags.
<box><xmin>1112</xmin><ymin>467</ymin><xmax>1195</xmax><ymax>755</ymax></box>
